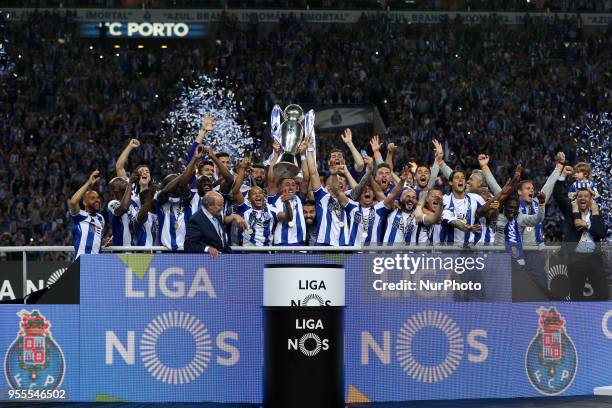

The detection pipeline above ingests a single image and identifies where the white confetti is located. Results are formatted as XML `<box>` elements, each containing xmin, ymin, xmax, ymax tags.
<box><xmin>162</xmin><ymin>74</ymin><xmax>253</xmax><ymax>170</ymax></box>
<box><xmin>572</xmin><ymin>113</ymin><xmax>611</xmax><ymax>240</ymax></box>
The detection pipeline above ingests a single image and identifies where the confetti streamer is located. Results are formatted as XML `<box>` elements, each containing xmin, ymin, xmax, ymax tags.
<box><xmin>0</xmin><ymin>11</ymin><xmax>15</xmax><ymax>77</ymax></box>
<box><xmin>572</xmin><ymin>113</ymin><xmax>611</xmax><ymax>240</ymax></box>
<box><xmin>162</xmin><ymin>74</ymin><xmax>252</xmax><ymax>171</ymax></box>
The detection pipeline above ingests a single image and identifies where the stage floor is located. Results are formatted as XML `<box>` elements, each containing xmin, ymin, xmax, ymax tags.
<box><xmin>4</xmin><ymin>396</ymin><xmax>612</xmax><ymax>408</ymax></box>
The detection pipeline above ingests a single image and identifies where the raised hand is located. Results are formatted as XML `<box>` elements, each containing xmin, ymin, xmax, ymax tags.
<box><xmin>364</xmin><ymin>155</ymin><xmax>374</xmax><ymax>169</ymax></box>
<box><xmin>281</xmin><ymin>190</ymin><xmax>292</xmax><ymax>203</ymax></box>
<box><xmin>88</xmin><ymin>170</ymin><xmax>100</xmax><ymax>186</ymax></box>
<box><xmin>536</xmin><ymin>191</ymin><xmax>546</xmax><ymax>204</ymax></box>
<box><xmin>202</xmin><ymin>113</ymin><xmax>214</xmax><ymax>133</ymax></box>
<box><xmin>370</xmin><ymin>135</ymin><xmax>381</xmax><ymax>152</ymax></box>
<box><xmin>408</xmin><ymin>161</ymin><xmax>417</xmax><ymax>174</ymax></box>
<box><xmin>513</xmin><ymin>163</ymin><xmax>522</xmax><ymax>182</ymax></box>
<box><xmin>340</xmin><ymin>128</ymin><xmax>352</xmax><ymax>144</ymax></box>
<box><xmin>387</xmin><ymin>142</ymin><xmax>396</xmax><ymax>155</ymax></box>
<box><xmin>478</xmin><ymin>154</ymin><xmax>490</xmax><ymax>168</ymax></box>
<box><xmin>237</xmin><ymin>156</ymin><xmax>251</xmax><ymax>171</ymax></box>
<box><xmin>128</xmin><ymin>139</ymin><xmax>140</xmax><ymax>149</ymax></box>
<box><xmin>202</xmin><ymin>145</ymin><xmax>214</xmax><ymax>158</ymax></box>
<box><xmin>432</xmin><ymin>139</ymin><xmax>443</xmax><ymax>160</ymax></box>
<box><xmin>562</xmin><ymin>165</ymin><xmax>574</xmax><ymax>178</ymax></box>
<box><xmin>501</xmin><ymin>177</ymin><xmax>514</xmax><ymax>195</ymax></box>
<box><xmin>336</xmin><ymin>164</ymin><xmax>348</xmax><ymax>175</ymax></box>
<box><xmin>556</xmin><ymin>151</ymin><xmax>566</xmax><ymax>164</ymax></box>
<box><xmin>129</xmin><ymin>173</ymin><xmax>140</xmax><ymax>185</ymax></box>
<box><xmin>272</xmin><ymin>141</ymin><xmax>281</xmax><ymax>154</ymax></box>
<box><xmin>195</xmin><ymin>145</ymin><xmax>205</xmax><ymax>159</ymax></box>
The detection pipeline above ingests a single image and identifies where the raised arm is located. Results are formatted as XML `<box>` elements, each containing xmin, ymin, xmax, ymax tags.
<box><xmin>136</xmin><ymin>189</ymin><xmax>155</xmax><ymax>225</ymax></box>
<box><xmin>414</xmin><ymin>190</ymin><xmax>442</xmax><ymax>225</ymax></box>
<box><xmin>232</xmin><ymin>157</ymin><xmax>250</xmax><ymax>206</ymax></box>
<box><xmin>329</xmin><ymin>170</ymin><xmax>350</xmax><ymax>207</ymax></box>
<box><xmin>383</xmin><ymin>175</ymin><xmax>406</xmax><ymax>209</ymax></box>
<box><xmin>385</xmin><ymin>142</ymin><xmax>395</xmax><ymax>167</ymax></box>
<box><xmin>70</xmin><ymin>170</ymin><xmax>100</xmax><ymax>214</ymax></box>
<box><xmin>478</xmin><ymin>154</ymin><xmax>502</xmax><ymax>194</ymax></box>
<box><xmin>428</xmin><ymin>139</ymin><xmax>444</xmax><ymax>189</ymax></box>
<box><xmin>370</xmin><ymin>135</ymin><xmax>384</xmax><ymax>165</ymax></box>
<box><xmin>266</xmin><ymin>141</ymin><xmax>281</xmax><ymax>196</ymax></box>
<box><xmin>116</xmin><ymin>174</ymin><xmax>139</xmax><ymax>216</ymax></box>
<box><xmin>276</xmin><ymin>190</ymin><xmax>294</xmax><ymax>222</ymax></box>
<box><xmin>116</xmin><ymin>139</ymin><xmax>140</xmax><ymax>178</ymax></box>
<box><xmin>539</xmin><ymin>152</ymin><xmax>565</xmax><ymax>204</ymax></box>
<box><xmin>337</xmin><ymin>164</ymin><xmax>357</xmax><ymax>191</ymax></box>
<box><xmin>179</xmin><ymin>145</ymin><xmax>204</xmax><ymax>188</ymax></box>
<box><xmin>306</xmin><ymin>136</ymin><xmax>322</xmax><ymax>191</ymax></box>
<box><xmin>351</xmin><ymin>156</ymin><xmax>374</xmax><ymax>201</ymax></box>
<box><xmin>205</xmin><ymin>146</ymin><xmax>234</xmax><ymax>186</ymax></box>
<box><xmin>186</xmin><ymin>114</ymin><xmax>214</xmax><ymax>165</ymax></box>
<box><xmin>340</xmin><ymin>128</ymin><xmax>364</xmax><ymax>172</ymax></box>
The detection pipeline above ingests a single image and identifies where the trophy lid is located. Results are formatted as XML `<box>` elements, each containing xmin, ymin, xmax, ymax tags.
<box><xmin>283</xmin><ymin>104</ymin><xmax>304</xmax><ymax>121</ymax></box>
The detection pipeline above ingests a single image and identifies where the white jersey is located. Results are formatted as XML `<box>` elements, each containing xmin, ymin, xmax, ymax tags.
<box><xmin>345</xmin><ymin>201</ymin><xmax>389</xmax><ymax>246</ymax></box>
<box><xmin>383</xmin><ymin>209</ymin><xmax>420</xmax><ymax>245</ymax></box>
<box><xmin>155</xmin><ymin>192</ymin><xmax>194</xmax><ymax>251</ymax></box>
<box><xmin>441</xmin><ymin>192</ymin><xmax>485</xmax><ymax>246</ymax></box>
<box><xmin>71</xmin><ymin>209</ymin><xmax>105</xmax><ymax>258</ymax></box>
<box><xmin>107</xmin><ymin>199</ymin><xmax>138</xmax><ymax>246</ymax></box>
<box><xmin>236</xmin><ymin>202</ymin><xmax>277</xmax><ymax>246</ymax></box>
<box><xmin>268</xmin><ymin>194</ymin><xmax>306</xmax><ymax>245</ymax></box>
<box><xmin>313</xmin><ymin>187</ymin><xmax>351</xmax><ymax>246</ymax></box>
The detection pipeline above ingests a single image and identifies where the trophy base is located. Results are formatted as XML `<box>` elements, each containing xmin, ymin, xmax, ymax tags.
<box><xmin>273</xmin><ymin>161</ymin><xmax>300</xmax><ymax>180</ymax></box>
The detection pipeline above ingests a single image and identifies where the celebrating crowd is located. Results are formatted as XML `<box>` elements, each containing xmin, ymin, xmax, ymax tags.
<box><xmin>0</xmin><ymin>11</ymin><xmax>610</xmax><ymax>263</ymax></box>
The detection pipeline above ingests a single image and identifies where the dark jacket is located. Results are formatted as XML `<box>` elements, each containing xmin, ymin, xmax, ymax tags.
<box><xmin>553</xmin><ymin>179</ymin><xmax>607</xmax><ymax>252</ymax></box>
<box><xmin>184</xmin><ymin>209</ymin><xmax>232</xmax><ymax>254</ymax></box>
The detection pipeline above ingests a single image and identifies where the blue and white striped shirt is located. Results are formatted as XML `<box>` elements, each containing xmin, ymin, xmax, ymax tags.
<box><xmin>155</xmin><ymin>192</ymin><xmax>195</xmax><ymax>251</ymax></box>
<box><xmin>441</xmin><ymin>192</ymin><xmax>485</xmax><ymax>246</ymax></box>
<box><xmin>236</xmin><ymin>202</ymin><xmax>277</xmax><ymax>246</ymax></box>
<box><xmin>313</xmin><ymin>187</ymin><xmax>351</xmax><ymax>246</ymax></box>
<box><xmin>383</xmin><ymin>209</ymin><xmax>419</xmax><ymax>245</ymax></box>
<box><xmin>71</xmin><ymin>209</ymin><xmax>105</xmax><ymax>258</ymax></box>
<box><xmin>133</xmin><ymin>213</ymin><xmax>159</xmax><ymax>247</ymax></box>
<box><xmin>345</xmin><ymin>201</ymin><xmax>389</xmax><ymax>246</ymax></box>
<box><xmin>268</xmin><ymin>194</ymin><xmax>306</xmax><ymax>245</ymax></box>
<box><xmin>107</xmin><ymin>199</ymin><xmax>138</xmax><ymax>246</ymax></box>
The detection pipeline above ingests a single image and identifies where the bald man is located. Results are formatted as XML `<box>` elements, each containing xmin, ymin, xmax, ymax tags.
<box><xmin>185</xmin><ymin>191</ymin><xmax>232</xmax><ymax>255</ymax></box>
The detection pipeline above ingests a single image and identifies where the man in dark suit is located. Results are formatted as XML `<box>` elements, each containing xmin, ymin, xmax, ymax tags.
<box><xmin>553</xmin><ymin>173</ymin><xmax>608</xmax><ymax>300</ymax></box>
<box><xmin>185</xmin><ymin>191</ymin><xmax>232</xmax><ymax>255</ymax></box>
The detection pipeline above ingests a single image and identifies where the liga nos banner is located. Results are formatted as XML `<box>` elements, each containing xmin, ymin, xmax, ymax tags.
<box><xmin>1</xmin><ymin>253</ymin><xmax>612</xmax><ymax>402</ymax></box>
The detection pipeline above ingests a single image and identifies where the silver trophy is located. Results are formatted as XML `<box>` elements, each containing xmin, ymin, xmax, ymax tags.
<box><xmin>272</xmin><ymin>104</ymin><xmax>309</xmax><ymax>179</ymax></box>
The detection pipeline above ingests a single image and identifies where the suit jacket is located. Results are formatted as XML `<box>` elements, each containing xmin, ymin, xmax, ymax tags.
<box><xmin>184</xmin><ymin>209</ymin><xmax>232</xmax><ymax>254</ymax></box>
<box><xmin>553</xmin><ymin>179</ymin><xmax>607</xmax><ymax>252</ymax></box>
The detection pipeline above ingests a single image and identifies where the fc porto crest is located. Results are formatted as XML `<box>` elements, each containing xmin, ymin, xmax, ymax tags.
<box><xmin>525</xmin><ymin>307</ymin><xmax>577</xmax><ymax>395</ymax></box>
<box><xmin>4</xmin><ymin>310</ymin><xmax>65</xmax><ymax>390</ymax></box>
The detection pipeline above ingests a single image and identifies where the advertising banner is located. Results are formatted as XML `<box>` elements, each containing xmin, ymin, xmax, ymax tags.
<box><xmin>4</xmin><ymin>8</ymin><xmax>612</xmax><ymax>27</ymax></box>
<box><xmin>1</xmin><ymin>253</ymin><xmax>612</xmax><ymax>402</ymax></box>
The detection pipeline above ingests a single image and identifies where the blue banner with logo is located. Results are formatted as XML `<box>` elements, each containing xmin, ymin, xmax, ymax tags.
<box><xmin>2</xmin><ymin>253</ymin><xmax>612</xmax><ymax>402</ymax></box>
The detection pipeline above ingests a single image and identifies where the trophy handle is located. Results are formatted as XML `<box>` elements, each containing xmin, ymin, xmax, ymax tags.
<box><xmin>271</xmin><ymin>104</ymin><xmax>282</xmax><ymax>146</ymax></box>
<box><xmin>305</xmin><ymin>109</ymin><xmax>315</xmax><ymax>138</ymax></box>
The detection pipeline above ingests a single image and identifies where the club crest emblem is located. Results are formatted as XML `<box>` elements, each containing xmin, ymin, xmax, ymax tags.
<box><xmin>525</xmin><ymin>307</ymin><xmax>577</xmax><ymax>395</ymax></box>
<box><xmin>4</xmin><ymin>310</ymin><xmax>65</xmax><ymax>390</ymax></box>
